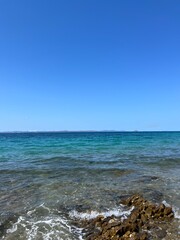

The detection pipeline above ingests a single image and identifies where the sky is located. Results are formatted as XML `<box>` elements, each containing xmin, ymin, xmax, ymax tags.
<box><xmin>0</xmin><ymin>0</ymin><xmax>180</xmax><ymax>131</ymax></box>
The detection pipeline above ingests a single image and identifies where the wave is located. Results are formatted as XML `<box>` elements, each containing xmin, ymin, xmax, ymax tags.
<box><xmin>69</xmin><ymin>205</ymin><xmax>134</xmax><ymax>221</ymax></box>
<box><xmin>141</xmin><ymin>157</ymin><xmax>180</xmax><ymax>168</ymax></box>
<box><xmin>4</xmin><ymin>205</ymin><xmax>82</xmax><ymax>240</ymax></box>
<box><xmin>3</xmin><ymin>201</ymin><xmax>180</xmax><ymax>240</ymax></box>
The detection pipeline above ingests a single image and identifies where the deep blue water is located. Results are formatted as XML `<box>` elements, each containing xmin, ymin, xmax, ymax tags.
<box><xmin>0</xmin><ymin>132</ymin><xmax>180</xmax><ymax>239</ymax></box>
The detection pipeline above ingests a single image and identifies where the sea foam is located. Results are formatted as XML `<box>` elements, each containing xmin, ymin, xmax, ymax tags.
<box><xmin>5</xmin><ymin>205</ymin><xmax>82</xmax><ymax>240</ymax></box>
<box><xmin>69</xmin><ymin>205</ymin><xmax>134</xmax><ymax>221</ymax></box>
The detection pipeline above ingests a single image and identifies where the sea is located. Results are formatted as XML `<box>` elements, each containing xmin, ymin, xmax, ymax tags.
<box><xmin>0</xmin><ymin>131</ymin><xmax>179</xmax><ymax>239</ymax></box>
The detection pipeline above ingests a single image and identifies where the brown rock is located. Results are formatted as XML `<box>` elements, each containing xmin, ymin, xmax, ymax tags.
<box><xmin>139</xmin><ymin>232</ymin><xmax>148</xmax><ymax>240</ymax></box>
<box><xmin>167</xmin><ymin>212</ymin><xmax>174</xmax><ymax>218</ymax></box>
<box><xmin>140</xmin><ymin>214</ymin><xmax>147</xmax><ymax>224</ymax></box>
<box><xmin>164</xmin><ymin>206</ymin><xmax>173</xmax><ymax>216</ymax></box>
<box><xmin>78</xmin><ymin>194</ymin><xmax>174</xmax><ymax>240</ymax></box>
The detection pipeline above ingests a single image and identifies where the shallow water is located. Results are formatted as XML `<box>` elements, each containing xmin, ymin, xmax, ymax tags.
<box><xmin>0</xmin><ymin>132</ymin><xmax>180</xmax><ymax>239</ymax></box>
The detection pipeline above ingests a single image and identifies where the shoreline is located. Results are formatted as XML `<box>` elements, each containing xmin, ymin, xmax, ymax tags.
<box><xmin>73</xmin><ymin>194</ymin><xmax>178</xmax><ymax>240</ymax></box>
<box><xmin>0</xmin><ymin>132</ymin><xmax>179</xmax><ymax>239</ymax></box>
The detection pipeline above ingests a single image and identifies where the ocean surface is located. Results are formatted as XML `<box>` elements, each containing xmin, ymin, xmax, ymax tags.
<box><xmin>0</xmin><ymin>131</ymin><xmax>179</xmax><ymax>239</ymax></box>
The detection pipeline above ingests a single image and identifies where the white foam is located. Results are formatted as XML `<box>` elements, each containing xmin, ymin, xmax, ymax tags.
<box><xmin>5</xmin><ymin>205</ymin><xmax>83</xmax><ymax>240</ymax></box>
<box><xmin>69</xmin><ymin>205</ymin><xmax>134</xmax><ymax>221</ymax></box>
<box><xmin>162</xmin><ymin>200</ymin><xmax>171</xmax><ymax>207</ymax></box>
<box><xmin>162</xmin><ymin>200</ymin><xmax>180</xmax><ymax>220</ymax></box>
<box><xmin>173</xmin><ymin>207</ymin><xmax>180</xmax><ymax>220</ymax></box>
<box><xmin>6</xmin><ymin>216</ymin><xmax>74</xmax><ymax>240</ymax></box>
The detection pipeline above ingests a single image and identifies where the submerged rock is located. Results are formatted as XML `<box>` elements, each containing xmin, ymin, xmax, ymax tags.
<box><xmin>0</xmin><ymin>212</ymin><xmax>19</xmax><ymax>237</ymax></box>
<box><xmin>78</xmin><ymin>194</ymin><xmax>174</xmax><ymax>240</ymax></box>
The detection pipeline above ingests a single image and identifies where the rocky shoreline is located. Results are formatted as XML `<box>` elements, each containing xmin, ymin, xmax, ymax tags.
<box><xmin>0</xmin><ymin>195</ymin><xmax>177</xmax><ymax>239</ymax></box>
<box><xmin>76</xmin><ymin>194</ymin><xmax>175</xmax><ymax>240</ymax></box>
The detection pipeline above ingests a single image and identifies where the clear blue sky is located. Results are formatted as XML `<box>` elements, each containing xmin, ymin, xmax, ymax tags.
<box><xmin>0</xmin><ymin>0</ymin><xmax>180</xmax><ymax>131</ymax></box>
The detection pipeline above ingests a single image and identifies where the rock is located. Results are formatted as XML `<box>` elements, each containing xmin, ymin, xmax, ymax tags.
<box><xmin>156</xmin><ymin>229</ymin><xmax>167</xmax><ymax>238</ymax></box>
<box><xmin>164</xmin><ymin>206</ymin><xmax>172</xmax><ymax>215</ymax></box>
<box><xmin>0</xmin><ymin>212</ymin><xmax>18</xmax><ymax>237</ymax></box>
<box><xmin>76</xmin><ymin>194</ymin><xmax>174</xmax><ymax>240</ymax></box>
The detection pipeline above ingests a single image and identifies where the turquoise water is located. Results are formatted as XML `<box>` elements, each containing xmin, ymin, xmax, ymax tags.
<box><xmin>0</xmin><ymin>132</ymin><xmax>180</xmax><ymax>239</ymax></box>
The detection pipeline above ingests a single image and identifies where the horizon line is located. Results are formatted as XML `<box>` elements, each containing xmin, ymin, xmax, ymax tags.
<box><xmin>0</xmin><ymin>130</ymin><xmax>180</xmax><ymax>133</ymax></box>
